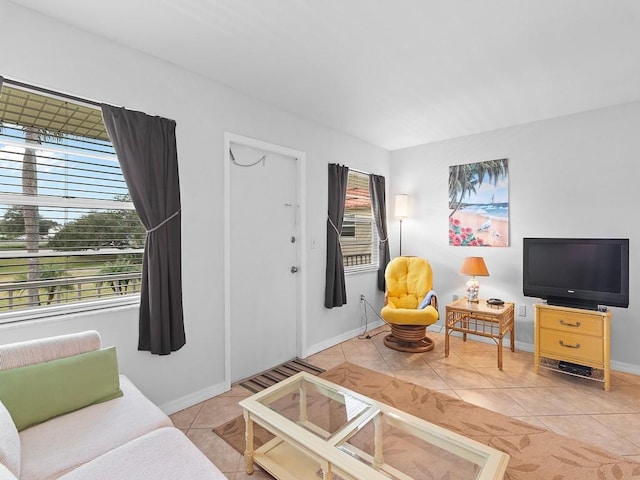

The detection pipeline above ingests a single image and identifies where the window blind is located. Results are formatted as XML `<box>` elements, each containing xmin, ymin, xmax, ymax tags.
<box><xmin>341</xmin><ymin>169</ymin><xmax>378</xmax><ymax>271</ymax></box>
<box><xmin>0</xmin><ymin>85</ymin><xmax>143</xmax><ymax>319</ymax></box>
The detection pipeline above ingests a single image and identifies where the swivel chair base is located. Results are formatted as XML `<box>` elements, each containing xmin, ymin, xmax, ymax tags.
<box><xmin>383</xmin><ymin>324</ymin><xmax>434</xmax><ymax>353</ymax></box>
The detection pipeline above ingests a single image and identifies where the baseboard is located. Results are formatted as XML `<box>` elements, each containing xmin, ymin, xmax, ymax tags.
<box><xmin>514</xmin><ymin>341</ymin><xmax>534</xmax><ymax>353</ymax></box>
<box><xmin>162</xmin><ymin>328</ymin><xmax>640</xmax><ymax>415</ymax></box>
<box><xmin>164</xmin><ymin>320</ymin><xmax>386</xmax><ymax>411</ymax></box>
<box><xmin>610</xmin><ymin>359</ymin><xmax>640</xmax><ymax>376</ymax></box>
<box><xmin>303</xmin><ymin>319</ymin><xmax>385</xmax><ymax>358</ymax></box>
<box><xmin>159</xmin><ymin>380</ymin><xmax>229</xmax><ymax>415</ymax></box>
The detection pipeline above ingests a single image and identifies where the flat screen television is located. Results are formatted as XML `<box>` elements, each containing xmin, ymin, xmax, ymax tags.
<box><xmin>523</xmin><ymin>238</ymin><xmax>629</xmax><ymax>310</ymax></box>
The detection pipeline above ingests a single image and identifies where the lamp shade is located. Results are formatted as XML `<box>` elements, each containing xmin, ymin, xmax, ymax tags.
<box><xmin>459</xmin><ymin>257</ymin><xmax>489</xmax><ymax>277</ymax></box>
<box><xmin>395</xmin><ymin>194</ymin><xmax>408</xmax><ymax>218</ymax></box>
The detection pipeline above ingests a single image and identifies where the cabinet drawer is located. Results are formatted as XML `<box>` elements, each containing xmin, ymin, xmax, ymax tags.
<box><xmin>539</xmin><ymin>329</ymin><xmax>603</xmax><ymax>365</ymax></box>
<box><xmin>538</xmin><ymin>309</ymin><xmax>602</xmax><ymax>336</ymax></box>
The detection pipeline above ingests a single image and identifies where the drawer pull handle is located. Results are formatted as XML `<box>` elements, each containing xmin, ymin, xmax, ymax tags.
<box><xmin>559</xmin><ymin>320</ymin><xmax>581</xmax><ymax>327</ymax></box>
<box><xmin>559</xmin><ymin>340</ymin><xmax>581</xmax><ymax>349</ymax></box>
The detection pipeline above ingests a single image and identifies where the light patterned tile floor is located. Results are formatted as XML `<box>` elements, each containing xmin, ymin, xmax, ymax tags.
<box><xmin>170</xmin><ymin>326</ymin><xmax>640</xmax><ymax>478</ymax></box>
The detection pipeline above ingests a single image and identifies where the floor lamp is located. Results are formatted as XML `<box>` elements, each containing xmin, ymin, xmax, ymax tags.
<box><xmin>395</xmin><ymin>194</ymin><xmax>408</xmax><ymax>256</ymax></box>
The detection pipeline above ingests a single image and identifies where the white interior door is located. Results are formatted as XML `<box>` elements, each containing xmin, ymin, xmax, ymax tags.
<box><xmin>229</xmin><ymin>142</ymin><xmax>299</xmax><ymax>382</ymax></box>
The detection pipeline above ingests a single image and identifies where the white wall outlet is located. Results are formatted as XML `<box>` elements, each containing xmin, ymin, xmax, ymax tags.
<box><xmin>518</xmin><ymin>305</ymin><xmax>527</xmax><ymax>317</ymax></box>
<box><xmin>453</xmin><ymin>294</ymin><xmax>459</xmax><ymax>301</ymax></box>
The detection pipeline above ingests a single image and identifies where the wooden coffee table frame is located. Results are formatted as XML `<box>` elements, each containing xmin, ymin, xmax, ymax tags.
<box><xmin>445</xmin><ymin>298</ymin><xmax>515</xmax><ymax>370</ymax></box>
<box><xmin>240</xmin><ymin>372</ymin><xmax>509</xmax><ymax>480</ymax></box>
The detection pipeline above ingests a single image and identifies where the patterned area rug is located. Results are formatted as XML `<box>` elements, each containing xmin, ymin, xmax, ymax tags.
<box><xmin>214</xmin><ymin>362</ymin><xmax>640</xmax><ymax>480</ymax></box>
<box><xmin>238</xmin><ymin>358</ymin><xmax>324</xmax><ymax>394</ymax></box>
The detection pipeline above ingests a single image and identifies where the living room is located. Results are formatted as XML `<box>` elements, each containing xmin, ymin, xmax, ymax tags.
<box><xmin>0</xmin><ymin>1</ymin><xmax>638</xmax><ymax>477</ymax></box>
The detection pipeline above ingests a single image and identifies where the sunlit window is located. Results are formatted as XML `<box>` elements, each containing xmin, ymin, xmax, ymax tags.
<box><xmin>0</xmin><ymin>85</ymin><xmax>143</xmax><ymax>321</ymax></box>
<box><xmin>340</xmin><ymin>170</ymin><xmax>378</xmax><ymax>271</ymax></box>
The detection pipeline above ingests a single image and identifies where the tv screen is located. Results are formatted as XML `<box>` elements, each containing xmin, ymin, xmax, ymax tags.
<box><xmin>523</xmin><ymin>238</ymin><xmax>629</xmax><ymax>310</ymax></box>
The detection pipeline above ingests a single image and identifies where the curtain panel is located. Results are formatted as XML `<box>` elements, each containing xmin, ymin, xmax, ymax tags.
<box><xmin>325</xmin><ymin>163</ymin><xmax>349</xmax><ymax>308</ymax></box>
<box><xmin>369</xmin><ymin>174</ymin><xmax>390</xmax><ymax>291</ymax></box>
<box><xmin>101</xmin><ymin>105</ymin><xmax>185</xmax><ymax>355</ymax></box>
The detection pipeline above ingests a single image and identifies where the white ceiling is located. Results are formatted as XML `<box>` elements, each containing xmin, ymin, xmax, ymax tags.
<box><xmin>13</xmin><ymin>0</ymin><xmax>640</xmax><ymax>150</ymax></box>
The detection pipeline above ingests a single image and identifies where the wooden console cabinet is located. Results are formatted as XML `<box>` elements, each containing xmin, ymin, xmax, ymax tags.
<box><xmin>534</xmin><ymin>303</ymin><xmax>612</xmax><ymax>390</ymax></box>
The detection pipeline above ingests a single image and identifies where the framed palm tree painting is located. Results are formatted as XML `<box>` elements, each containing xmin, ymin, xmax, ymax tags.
<box><xmin>449</xmin><ymin>159</ymin><xmax>509</xmax><ymax>247</ymax></box>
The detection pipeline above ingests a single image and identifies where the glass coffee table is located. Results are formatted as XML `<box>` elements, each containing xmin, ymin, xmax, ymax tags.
<box><xmin>239</xmin><ymin>372</ymin><xmax>509</xmax><ymax>480</ymax></box>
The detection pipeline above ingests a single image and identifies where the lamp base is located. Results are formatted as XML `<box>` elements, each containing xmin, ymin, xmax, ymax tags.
<box><xmin>466</xmin><ymin>277</ymin><xmax>480</xmax><ymax>303</ymax></box>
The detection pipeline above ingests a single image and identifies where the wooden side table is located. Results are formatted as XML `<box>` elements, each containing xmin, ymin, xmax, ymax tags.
<box><xmin>445</xmin><ymin>298</ymin><xmax>515</xmax><ymax>369</ymax></box>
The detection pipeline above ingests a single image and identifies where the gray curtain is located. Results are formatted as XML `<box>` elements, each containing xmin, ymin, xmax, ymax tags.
<box><xmin>101</xmin><ymin>105</ymin><xmax>185</xmax><ymax>355</ymax></box>
<box><xmin>325</xmin><ymin>163</ymin><xmax>349</xmax><ymax>308</ymax></box>
<box><xmin>369</xmin><ymin>174</ymin><xmax>390</xmax><ymax>292</ymax></box>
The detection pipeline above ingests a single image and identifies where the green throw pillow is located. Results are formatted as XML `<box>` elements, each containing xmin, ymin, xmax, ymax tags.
<box><xmin>0</xmin><ymin>346</ymin><xmax>123</xmax><ymax>431</ymax></box>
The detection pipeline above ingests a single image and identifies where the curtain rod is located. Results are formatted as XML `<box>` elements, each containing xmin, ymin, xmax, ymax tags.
<box><xmin>349</xmin><ymin>167</ymin><xmax>372</xmax><ymax>176</ymax></box>
<box><xmin>2</xmin><ymin>77</ymin><xmax>102</xmax><ymax>108</ymax></box>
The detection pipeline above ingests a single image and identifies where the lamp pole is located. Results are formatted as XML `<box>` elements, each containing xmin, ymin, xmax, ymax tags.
<box><xmin>394</xmin><ymin>194</ymin><xmax>408</xmax><ymax>257</ymax></box>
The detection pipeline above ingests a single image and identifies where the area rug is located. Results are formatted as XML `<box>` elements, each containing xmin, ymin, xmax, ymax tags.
<box><xmin>214</xmin><ymin>362</ymin><xmax>640</xmax><ymax>479</ymax></box>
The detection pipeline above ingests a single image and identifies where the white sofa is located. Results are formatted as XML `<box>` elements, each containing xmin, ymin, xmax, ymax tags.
<box><xmin>0</xmin><ymin>331</ymin><xmax>227</xmax><ymax>480</ymax></box>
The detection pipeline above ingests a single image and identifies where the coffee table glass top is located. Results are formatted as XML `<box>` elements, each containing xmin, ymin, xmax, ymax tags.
<box><xmin>336</xmin><ymin>411</ymin><xmax>483</xmax><ymax>479</ymax></box>
<box><xmin>256</xmin><ymin>375</ymin><xmax>372</xmax><ymax>440</ymax></box>
<box><xmin>243</xmin><ymin>373</ymin><xmax>509</xmax><ymax>480</ymax></box>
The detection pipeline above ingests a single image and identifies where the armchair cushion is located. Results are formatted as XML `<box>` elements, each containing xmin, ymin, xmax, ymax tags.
<box><xmin>381</xmin><ymin>304</ymin><xmax>438</xmax><ymax>325</ymax></box>
<box><xmin>385</xmin><ymin>257</ymin><xmax>433</xmax><ymax>308</ymax></box>
<box><xmin>382</xmin><ymin>257</ymin><xmax>438</xmax><ymax>326</ymax></box>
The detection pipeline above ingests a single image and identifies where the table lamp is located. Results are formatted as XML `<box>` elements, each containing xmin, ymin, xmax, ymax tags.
<box><xmin>459</xmin><ymin>257</ymin><xmax>489</xmax><ymax>303</ymax></box>
<box><xmin>395</xmin><ymin>194</ymin><xmax>408</xmax><ymax>256</ymax></box>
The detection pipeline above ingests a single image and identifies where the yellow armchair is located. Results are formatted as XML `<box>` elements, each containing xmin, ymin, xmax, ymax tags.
<box><xmin>381</xmin><ymin>257</ymin><xmax>439</xmax><ymax>352</ymax></box>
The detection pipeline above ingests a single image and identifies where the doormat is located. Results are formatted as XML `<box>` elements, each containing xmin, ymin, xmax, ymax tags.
<box><xmin>238</xmin><ymin>358</ymin><xmax>324</xmax><ymax>394</ymax></box>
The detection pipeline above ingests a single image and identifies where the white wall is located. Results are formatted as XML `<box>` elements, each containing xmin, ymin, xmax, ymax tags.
<box><xmin>0</xmin><ymin>1</ymin><xmax>389</xmax><ymax>411</ymax></box>
<box><xmin>390</xmin><ymin>101</ymin><xmax>640</xmax><ymax>371</ymax></box>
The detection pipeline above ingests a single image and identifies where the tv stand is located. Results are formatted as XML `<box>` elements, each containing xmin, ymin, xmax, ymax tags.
<box><xmin>534</xmin><ymin>304</ymin><xmax>612</xmax><ymax>390</ymax></box>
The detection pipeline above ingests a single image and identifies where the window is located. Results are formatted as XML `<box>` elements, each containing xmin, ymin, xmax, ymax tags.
<box><xmin>0</xmin><ymin>85</ymin><xmax>144</xmax><ymax>321</ymax></box>
<box><xmin>340</xmin><ymin>170</ymin><xmax>378</xmax><ymax>271</ymax></box>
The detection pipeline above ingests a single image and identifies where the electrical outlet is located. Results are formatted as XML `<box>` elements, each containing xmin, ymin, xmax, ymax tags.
<box><xmin>360</xmin><ymin>294</ymin><xmax>365</xmax><ymax>303</ymax></box>
<box><xmin>518</xmin><ymin>305</ymin><xmax>527</xmax><ymax>317</ymax></box>
<box><xmin>453</xmin><ymin>294</ymin><xmax>459</xmax><ymax>301</ymax></box>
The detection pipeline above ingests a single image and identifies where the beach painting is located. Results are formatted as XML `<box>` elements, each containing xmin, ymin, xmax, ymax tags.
<box><xmin>449</xmin><ymin>158</ymin><xmax>509</xmax><ymax>247</ymax></box>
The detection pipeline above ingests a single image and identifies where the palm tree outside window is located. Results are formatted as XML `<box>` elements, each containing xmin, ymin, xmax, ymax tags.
<box><xmin>0</xmin><ymin>83</ymin><xmax>144</xmax><ymax>321</ymax></box>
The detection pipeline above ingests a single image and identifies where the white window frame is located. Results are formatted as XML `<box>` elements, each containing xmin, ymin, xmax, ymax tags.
<box><xmin>0</xmin><ymin>86</ymin><xmax>143</xmax><ymax>323</ymax></box>
<box><xmin>341</xmin><ymin>169</ymin><xmax>379</xmax><ymax>274</ymax></box>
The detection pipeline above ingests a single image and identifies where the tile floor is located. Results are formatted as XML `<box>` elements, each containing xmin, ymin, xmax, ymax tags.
<box><xmin>169</xmin><ymin>326</ymin><xmax>640</xmax><ymax>478</ymax></box>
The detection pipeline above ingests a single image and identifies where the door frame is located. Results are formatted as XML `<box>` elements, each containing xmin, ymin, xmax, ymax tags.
<box><xmin>223</xmin><ymin>132</ymin><xmax>307</xmax><ymax>388</ymax></box>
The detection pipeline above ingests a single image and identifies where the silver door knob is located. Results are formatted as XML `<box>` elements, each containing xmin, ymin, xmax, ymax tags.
<box><xmin>291</xmin><ymin>266</ymin><xmax>298</xmax><ymax>273</ymax></box>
